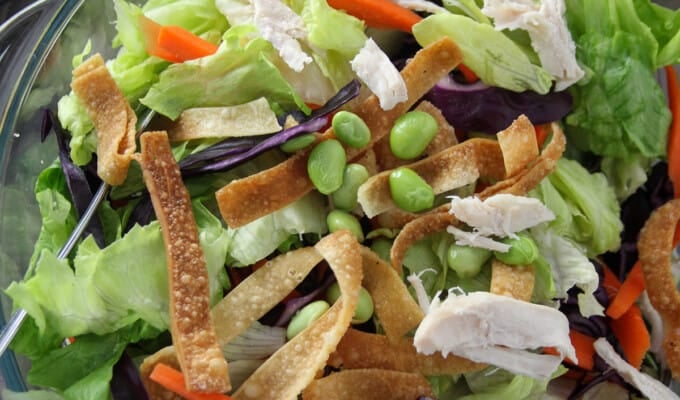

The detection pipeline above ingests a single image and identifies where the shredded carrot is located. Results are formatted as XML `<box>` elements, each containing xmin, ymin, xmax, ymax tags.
<box><xmin>600</xmin><ymin>261</ymin><xmax>621</xmax><ymax>301</ymax></box>
<box><xmin>326</xmin><ymin>0</ymin><xmax>422</xmax><ymax>33</ymax></box>
<box><xmin>606</xmin><ymin>261</ymin><xmax>644</xmax><ymax>319</ymax></box>
<box><xmin>544</xmin><ymin>330</ymin><xmax>595</xmax><ymax>371</ymax></box>
<box><xmin>610</xmin><ymin>304</ymin><xmax>650</xmax><ymax>369</ymax></box>
<box><xmin>534</xmin><ymin>124</ymin><xmax>550</xmax><ymax>148</ymax></box>
<box><xmin>140</xmin><ymin>15</ymin><xmax>218</xmax><ymax>63</ymax></box>
<box><xmin>149</xmin><ymin>363</ymin><xmax>233</xmax><ymax>400</ymax></box>
<box><xmin>666</xmin><ymin>65</ymin><xmax>680</xmax><ymax>197</ymax></box>
<box><xmin>457</xmin><ymin>64</ymin><xmax>479</xmax><ymax>83</ymax></box>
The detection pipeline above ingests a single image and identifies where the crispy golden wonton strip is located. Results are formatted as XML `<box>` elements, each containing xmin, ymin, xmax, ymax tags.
<box><xmin>216</xmin><ymin>38</ymin><xmax>463</xmax><ymax>228</ymax></box>
<box><xmin>391</xmin><ymin>120</ymin><xmax>566</xmax><ymax>272</ymax></box>
<box><xmin>490</xmin><ymin>260</ymin><xmax>535</xmax><ymax>302</ymax></box>
<box><xmin>212</xmin><ymin>247</ymin><xmax>323</xmax><ymax>346</ymax></box>
<box><xmin>361</xmin><ymin>248</ymin><xmax>424</xmax><ymax>341</ymax></box>
<box><xmin>302</xmin><ymin>369</ymin><xmax>434</xmax><ymax>400</ymax></box>
<box><xmin>358</xmin><ymin>138</ymin><xmax>494</xmax><ymax>218</ymax></box>
<box><xmin>637</xmin><ymin>198</ymin><xmax>680</xmax><ymax>378</ymax></box>
<box><xmin>136</xmin><ymin>131</ymin><xmax>230</xmax><ymax>393</ymax></box>
<box><xmin>233</xmin><ymin>230</ymin><xmax>362</xmax><ymax>400</ymax></box>
<box><xmin>329</xmin><ymin>329</ymin><xmax>484</xmax><ymax>374</ymax></box>
<box><xmin>71</xmin><ymin>54</ymin><xmax>136</xmax><ymax>185</ymax></box>
<box><xmin>496</xmin><ymin>115</ymin><xmax>539</xmax><ymax>177</ymax></box>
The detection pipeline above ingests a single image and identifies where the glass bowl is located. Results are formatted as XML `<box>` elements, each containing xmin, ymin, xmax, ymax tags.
<box><xmin>0</xmin><ymin>0</ymin><xmax>679</xmax><ymax>396</ymax></box>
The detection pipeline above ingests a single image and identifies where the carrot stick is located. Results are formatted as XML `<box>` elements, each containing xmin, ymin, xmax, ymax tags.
<box><xmin>666</xmin><ymin>65</ymin><xmax>680</xmax><ymax>197</ymax></box>
<box><xmin>140</xmin><ymin>15</ymin><xmax>218</xmax><ymax>63</ymax></box>
<box><xmin>600</xmin><ymin>261</ymin><xmax>621</xmax><ymax>301</ymax></box>
<box><xmin>150</xmin><ymin>363</ymin><xmax>233</xmax><ymax>400</ymax></box>
<box><xmin>534</xmin><ymin>124</ymin><xmax>549</xmax><ymax>148</ymax></box>
<box><xmin>326</xmin><ymin>0</ymin><xmax>422</xmax><ymax>33</ymax></box>
<box><xmin>458</xmin><ymin>63</ymin><xmax>479</xmax><ymax>83</ymax></box>
<box><xmin>606</xmin><ymin>261</ymin><xmax>644</xmax><ymax>319</ymax></box>
<box><xmin>610</xmin><ymin>304</ymin><xmax>650</xmax><ymax>369</ymax></box>
<box><xmin>543</xmin><ymin>330</ymin><xmax>596</xmax><ymax>371</ymax></box>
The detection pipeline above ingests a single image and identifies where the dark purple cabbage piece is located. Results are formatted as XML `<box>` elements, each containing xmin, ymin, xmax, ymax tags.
<box><xmin>424</xmin><ymin>75</ymin><xmax>573</xmax><ymax>134</ymax></box>
<box><xmin>110</xmin><ymin>350</ymin><xmax>149</xmax><ymax>400</ymax></box>
<box><xmin>43</xmin><ymin>110</ymin><xmax>105</xmax><ymax>247</ymax></box>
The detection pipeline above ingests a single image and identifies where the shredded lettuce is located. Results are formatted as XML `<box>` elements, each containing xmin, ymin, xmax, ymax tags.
<box><xmin>530</xmin><ymin>158</ymin><xmax>622</xmax><ymax>257</ymax></box>
<box><xmin>460</xmin><ymin>366</ymin><xmax>567</xmax><ymax>400</ymax></box>
<box><xmin>564</xmin><ymin>0</ymin><xmax>673</xmax><ymax>159</ymax></box>
<box><xmin>413</xmin><ymin>13</ymin><xmax>553</xmax><ymax>94</ymax></box>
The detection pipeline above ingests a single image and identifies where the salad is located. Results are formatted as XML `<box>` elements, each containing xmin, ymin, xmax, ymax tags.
<box><xmin>2</xmin><ymin>0</ymin><xmax>680</xmax><ymax>399</ymax></box>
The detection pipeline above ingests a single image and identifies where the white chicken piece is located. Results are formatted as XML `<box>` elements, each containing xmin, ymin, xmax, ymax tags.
<box><xmin>393</xmin><ymin>0</ymin><xmax>448</xmax><ymax>14</ymax></box>
<box><xmin>253</xmin><ymin>0</ymin><xmax>312</xmax><ymax>72</ymax></box>
<box><xmin>447</xmin><ymin>194</ymin><xmax>555</xmax><ymax>251</ymax></box>
<box><xmin>414</xmin><ymin>291</ymin><xmax>575</xmax><ymax>380</ymax></box>
<box><xmin>594</xmin><ymin>338</ymin><xmax>680</xmax><ymax>400</ymax></box>
<box><xmin>351</xmin><ymin>38</ymin><xmax>408</xmax><ymax>110</ymax></box>
<box><xmin>482</xmin><ymin>0</ymin><xmax>584</xmax><ymax>91</ymax></box>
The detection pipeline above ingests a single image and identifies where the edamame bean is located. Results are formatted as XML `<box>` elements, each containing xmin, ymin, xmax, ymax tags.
<box><xmin>326</xmin><ymin>283</ymin><xmax>374</xmax><ymax>324</ymax></box>
<box><xmin>308</xmin><ymin>139</ymin><xmax>346</xmax><ymax>194</ymax></box>
<box><xmin>280</xmin><ymin>133</ymin><xmax>316</xmax><ymax>153</ymax></box>
<box><xmin>388</xmin><ymin>167</ymin><xmax>434</xmax><ymax>212</ymax></box>
<box><xmin>331</xmin><ymin>163</ymin><xmax>370</xmax><ymax>210</ymax></box>
<box><xmin>332</xmin><ymin>111</ymin><xmax>371</xmax><ymax>148</ymax></box>
<box><xmin>327</xmin><ymin>209</ymin><xmax>364</xmax><ymax>242</ymax></box>
<box><xmin>494</xmin><ymin>234</ymin><xmax>538</xmax><ymax>265</ymax></box>
<box><xmin>286</xmin><ymin>300</ymin><xmax>330</xmax><ymax>339</ymax></box>
<box><xmin>370</xmin><ymin>238</ymin><xmax>392</xmax><ymax>263</ymax></box>
<box><xmin>447</xmin><ymin>244</ymin><xmax>492</xmax><ymax>278</ymax></box>
<box><xmin>389</xmin><ymin>110</ymin><xmax>438</xmax><ymax>160</ymax></box>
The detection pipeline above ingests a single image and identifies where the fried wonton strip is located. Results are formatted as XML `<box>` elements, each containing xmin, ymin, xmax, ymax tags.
<box><xmin>361</xmin><ymin>248</ymin><xmax>424</xmax><ymax>340</ymax></box>
<box><xmin>302</xmin><ymin>369</ymin><xmax>434</xmax><ymax>400</ymax></box>
<box><xmin>168</xmin><ymin>98</ymin><xmax>282</xmax><ymax>142</ymax></box>
<box><xmin>329</xmin><ymin>329</ymin><xmax>484</xmax><ymax>375</ymax></box>
<box><xmin>216</xmin><ymin>38</ymin><xmax>463</xmax><ymax>228</ymax></box>
<box><xmin>496</xmin><ymin>115</ymin><xmax>539</xmax><ymax>177</ymax></box>
<box><xmin>490</xmin><ymin>260</ymin><xmax>535</xmax><ymax>302</ymax></box>
<box><xmin>637</xmin><ymin>198</ymin><xmax>680</xmax><ymax>378</ymax></box>
<box><xmin>233</xmin><ymin>230</ymin><xmax>363</xmax><ymax>400</ymax></box>
<box><xmin>71</xmin><ymin>54</ymin><xmax>136</xmax><ymax>185</ymax></box>
<box><xmin>358</xmin><ymin>138</ymin><xmax>486</xmax><ymax>218</ymax></box>
<box><xmin>136</xmin><ymin>131</ymin><xmax>229</xmax><ymax>393</ymax></box>
<box><xmin>211</xmin><ymin>247</ymin><xmax>323</xmax><ymax>346</ymax></box>
<box><xmin>420</xmin><ymin>100</ymin><xmax>459</xmax><ymax>154</ymax></box>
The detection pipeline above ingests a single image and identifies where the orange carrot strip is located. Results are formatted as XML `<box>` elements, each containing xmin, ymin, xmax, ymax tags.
<box><xmin>458</xmin><ymin>63</ymin><xmax>479</xmax><ymax>83</ymax></box>
<box><xmin>534</xmin><ymin>124</ymin><xmax>549</xmax><ymax>148</ymax></box>
<box><xmin>544</xmin><ymin>330</ymin><xmax>596</xmax><ymax>371</ymax></box>
<box><xmin>610</xmin><ymin>304</ymin><xmax>650</xmax><ymax>369</ymax></box>
<box><xmin>600</xmin><ymin>261</ymin><xmax>621</xmax><ymax>301</ymax></box>
<box><xmin>606</xmin><ymin>261</ymin><xmax>644</xmax><ymax>319</ymax></box>
<box><xmin>326</xmin><ymin>0</ymin><xmax>422</xmax><ymax>33</ymax></box>
<box><xmin>666</xmin><ymin>65</ymin><xmax>680</xmax><ymax>197</ymax></box>
<box><xmin>149</xmin><ymin>363</ymin><xmax>233</xmax><ymax>400</ymax></box>
<box><xmin>140</xmin><ymin>15</ymin><xmax>218</xmax><ymax>63</ymax></box>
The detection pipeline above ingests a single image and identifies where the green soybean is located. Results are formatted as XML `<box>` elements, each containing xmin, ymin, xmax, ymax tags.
<box><xmin>281</xmin><ymin>133</ymin><xmax>316</xmax><ymax>153</ymax></box>
<box><xmin>370</xmin><ymin>238</ymin><xmax>392</xmax><ymax>263</ymax></box>
<box><xmin>286</xmin><ymin>300</ymin><xmax>330</xmax><ymax>339</ymax></box>
<box><xmin>327</xmin><ymin>209</ymin><xmax>364</xmax><ymax>242</ymax></box>
<box><xmin>447</xmin><ymin>244</ymin><xmax>492</xmax><ymax>279</ymax></box>
<box><xmin>389</xmin><ymin>110</ymin><xmax>438</xmax><ymax>160</ymax></box>
<box><xmin>494</xmin><ymin>234</ymin><xmax>539</xmax><ymax>265</ymax></box>
<box><xmin>326</xmin><ymin>283</ymin><xmax>374</xmax><ymax>324</ymax></box>
<box><xmin>332</xmin><ymin>111</ymin><xmax>371</xmax><ymax>148</ymax></box>
<box><xmin>308</xmin><ymin>139</ymin><xmax>347</xmax><ymax>194</ymax></box>
<box><xmin>388</xmin><ymin>167</ymin><xmax>435</xmax><ymax>213</ymax></box>
<box><xmin>331</xmin><ymin>163</ymin><xmax>370</xmax><ymax>210</ymax></box>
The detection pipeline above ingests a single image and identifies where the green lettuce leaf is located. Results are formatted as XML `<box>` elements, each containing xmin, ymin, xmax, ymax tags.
<box><xmin>413</xmin><ymin>14</ymin><xmax>553</xmax><ymax>94</ymax></box>
<box><xmin>564</xmin><ymin>0</ymin><xmax>672</xmax><ymax>159</ymax></box>
<box><xmin>460</xmin><ymin>366</ymin><xmax>567</xmax><ymax>400</ymax></box>
<box><xmin>442</xmin><ymin>0</ymin><xmax>490</xmax><ymax>24</ymax></box>
<box><xmin>1</xmin><ymin>390</ymin><xmax>64</xmax><ymax>400</ymax></box>
<box><xmin>227</xmin><ymin>192</ymin><xmax>327</xmax><ymax>265</ymax></box>
<box><xmin>632</xmin><ymin>0</ymin><xmax>680</xmax><ymax>66</ymax></box>
<box><xmin>140</xmin><ymin>25</ymin><xmax>308</xmax><ymax>119</ymax></box>
<box><xmin>600</xmin><ymin>155</ymin><xmax>652</xmax><ymax>201</ymax></box>
<box><xmin>5</xmin><ymin>201</ymin><xmax>230</xmax><ymax>339</ymax></box>
<box><xmin>530</xmin><ymin>158</ymin><xmax>622</xmax><ymax>257</ymax></box>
